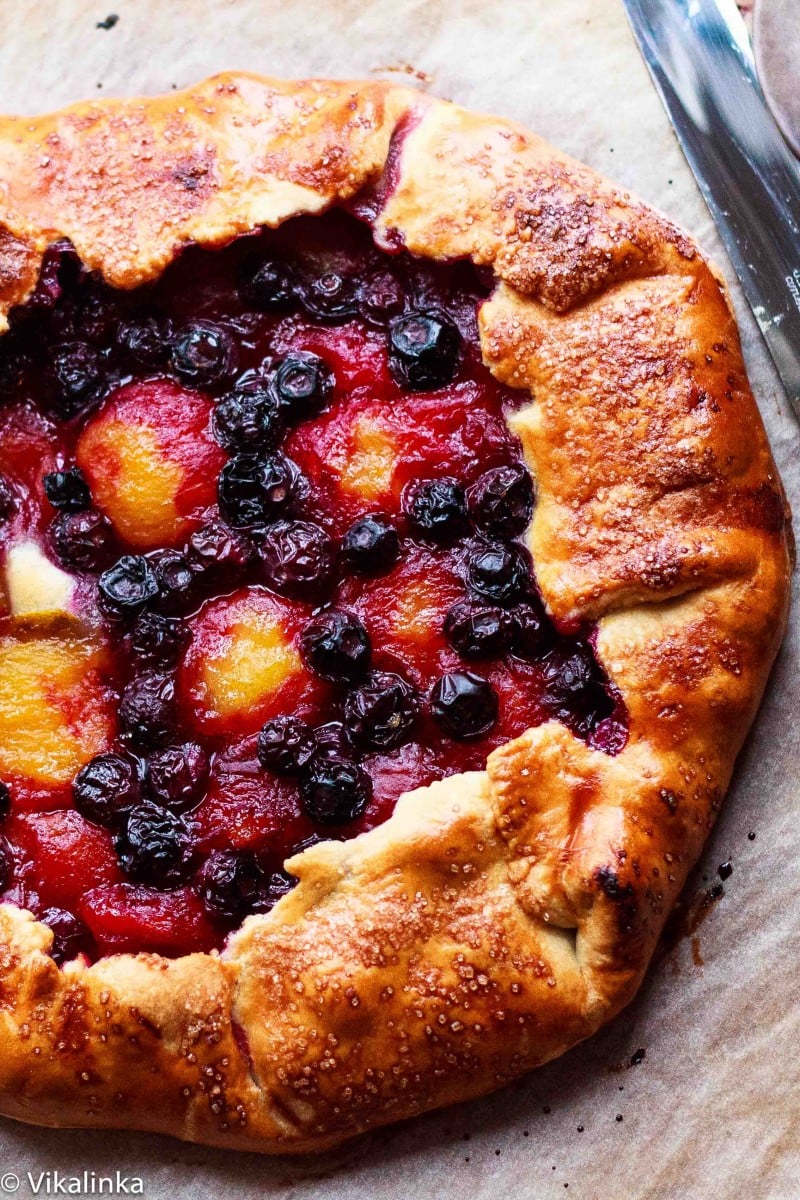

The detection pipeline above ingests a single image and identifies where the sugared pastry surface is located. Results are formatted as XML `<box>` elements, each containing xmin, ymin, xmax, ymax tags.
<box><xmin>0</xmin><ymin>74</ymin><xmax>790</xmax><ymax>1153</ymax></box>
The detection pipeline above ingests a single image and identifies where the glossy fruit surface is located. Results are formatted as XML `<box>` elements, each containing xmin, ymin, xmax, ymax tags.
<box><xmin>218</xmin><ymin>452</ymin><xmax>301</xmax><ymax>528</ymax></box>
<box><xmin>50</xmin><ymin>507</ymin><xmax>114</xmax><ymax>571</ymax></box>
<box><xmin>344</xmin><ymin>672</ymin><xmax>418</xmax><ymax>751</ymax></box>
<box><xmin>73</xmin><ymin>753</ymin><xmax>140</xmax><ymax>828</ymax></box>
<box><xmin>341</xmin><ymin>514</ymin><xmax>400</xmax><ymax>575</ymax></box>
<box><xmin>467</xmin><ymin>463</ymin><xmax>534</xmax><ymax>539</ymax></box>
<box><xmin>77</xmin><ymin>380</ymin><xmax>225</xmax><ymax>550</ymax></box>
<box><xmin>271</xmin><ymin>352</ymin><xmax>334</xmax><ymax>420</ymax></box>
<box><xmin>43</xmin><ymin>467</ymin><xmax>91</xmax><ymax>513</ymax></box>
<box><xmin>213</xmin><ymin>377</ymin><xmax>283</xmax><ymax>452</ymax></box>
<box><xmin>430</xmin><ymin>671</ymin><xmax>499</xmax><ymax>740</ymax></box>
<box><xmin>444</xmin><ymin>600</ymin><xmax>510</xmax><ymax>659</ymax></box>
<box><xmin>170</xmin><ymin>321</ymin><xmax>237</xmax><ymax>387</ymax></box>
<box><xmin>402</xmin><ymin>477</ymin><xmax>468</xmax><ymax>544</ymax></box>
<box><xmin>299</xmin><ymin>758</ymin><xmax>372</xmax><ymax>825</ymax></box>
<box><xmin>257</xmin><ymin>715</ymin><xmax>316</xmax><ymax>775</ymax></box>
<box><xmin>98</xmin><ymin>554</ymin><xmax>159</xmax><ymax>616</ymax></box>
<box><xmin>0</xmin><ymin>211</ymin><xmax>625</xmax><ymax>961</ymax></box>
<box><xmin>388</xmin><ymin>310</ymin><xmax>461</xmax><ymax>390</ymax></box>
<box><xmin>260</xmin><ymin>520</ymin><xmax>337</xmax><ymax>599</ymax></box>
<box><xmin>299</xmin><ymin>610</ymin><xmax>371</xmax><ymax>683</ymax></box>
<box><xmin>115</xmin><ymin>801</ymin><xmax>193</xmax><ymax>886</ymax></box>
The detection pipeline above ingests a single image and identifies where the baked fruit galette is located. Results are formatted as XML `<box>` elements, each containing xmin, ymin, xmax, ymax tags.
<box><xmin>0</xmin><ymin>75</ymin><xmax>790</xmax><ymax>1152</ymax></box>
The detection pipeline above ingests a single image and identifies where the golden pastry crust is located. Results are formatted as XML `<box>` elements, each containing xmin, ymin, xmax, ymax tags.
<box><xmin>0</xmin><ymin>73</ymin><xmax>791</xmax><ymax>1153</ymax></box>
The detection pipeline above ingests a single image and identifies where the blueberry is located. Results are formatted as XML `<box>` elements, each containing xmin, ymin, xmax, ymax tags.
<box><xmin>271</xmin><ymin>352</ymin><xmax>334</xmax><ymax>421</ymax></box>
<box><xmin>213</xmin><ymin>377</ymin><xmax>283</xmax><ymax>452</ymax></box>
<box><xmin>444</xmin><ymin>600</ymin><xmax>510</xmax><ymax>659</ymax></box>
<box><xmin>508</xmin><ymin>601</ymin><xmax>552</xmax><ymax>661</ymax></box>
<box><xmin>240</xmin><ymin>256</ymin><xmax>296</xmax><ymax>311</ymax></box>
<box><xmin>194</xmin><ymin>849</ymin><xmax>265</xmax><ymax>922</ymax></box>
<box><xmin>309</xmin><ymin>722</ymin><xmax>352</xmax><ymax>763</ymax></box>
<box><xmin>0</xmin><ymin>475</ymin><xmax>17</xmax><ymax>522</ymax></box>
<box><xmin>218</xmin><ymin>452</ymin><xmax>301</xmax><ymax>528</ymax></box>
<box><xmin>186</xmin><ymin>518</ymin><xmax>257</xmax><ymax>579</ymax></box>
<box><xmin>43</xmin><ymin>467</ymin><xmax>91</xmax><ymax>512</ymax></box>
<box><xmin>116</xmin><ymin>312</ymin><xmax>173</xmax><ymax>368</ymax></box>
<box><xmin>388</xmin><ymin>309</ymin><xmax>460</xmax><ymax>390</ymax></box>
<box><xmin>466</xmin><ymin>541</ymin><xmax>531</xmax><ymax>605</ymax></box>
<box><xmin>170</xmin><ymin>321</ymin><xmax>238</xmax><ymax>388</ymax></box>
<box><xmin>144</xmin><ymin>742</ymin><xmax>209</xmax><ymax>813</ymax></box>
<box><xmin>430</xmin><ymin>671</ymin><xmax>498</xmax><ymax>740</ymax></box>
<box><xmin>50</xmin><ymin>508</ymin><xmax>114</xmax><ymax>572</ymax></box>
<box><xmin>357</xmin><ymin>271</ymin><xmax>405</xmax><ymax>326</ymax></box>
<box><xmin>28</xmin><ymin>241</ymin><xmax>78</xmax><ymax>310</ymax></box>
<box><xmin>467</xmin><ymin>463</ymin><xmax>534</xmax><ymax>539</ymax></box>
<box><xmin>119</xmin><ymin>672</ymin><xmax>177</xmax><ymax>748</ymax></box>
<box><xmin>0</xmin><ymin>781</ymin><xmax>9</xmax><ymax>823</ymax></box>
<box><xmin>299</xmin><ymin>271</ymin><xmax>358</xmax><ymax>323</ymax></box>
<box><xmin>260</xmin><ymin>520</ymin><xmax>337</xmax><ymax>600</ymax></box>
<box><xmin>148</xmin><ymin>548</ymin><xmax>196</xmax><ymax>613</ymax></box>
<box><xmin>0</xmin><ymin>342</ymin><xmax>23</xmax><ymax>400</ymax></box>
<box><xmin>49</xmin><ymin>340</ymin><xmax>105</xmax><ymax>417</ymax></box>
<box><xmin>344</xmin><ymin>671</ymin><xmax>418</xmax><ymax>751</ymax></box>
<box><xmin>252</xmin><ymin>867</ymin><xmax>296</xmax><ymax>911</ymax></box>
<box><xmin>39</xmin><ymin>907</ymin><xmax>90</xmax><ymax>965</ymax></box>
<box><xmin>341</xmin><ymin>514</ymin><xmax>400</xmax><ymax>575</ymax></box>
<box><xmin>541</xmin><ymin>644</ymin><xmax>613</xmax><ymax>733</ymax></box>
<box><xmin>73</xmin><ymin>752</ymin><xmax>140</xmax><ymax>828</ymax></box>
<box><xmin>299</xmin><ymin>610</ymin><xmax>371</xmax><ymax>683</ymax></box>
<box><xmin>46</xmin><ymin>276</ymin><xmax>114</xmax><ymax>344</ymax></box>
<box><xmin>69</xmin><ymin>282</ymin><xmax>118</xmax><ymax>345</ymax></box>
<box><xmin>298</xmin><ymin>759</ymin><xmax>372</xmax><ymax>825</ymax></box>
<box><xmin>130</xmin><ymin>611</ymin><xmax>189</xmax><ymax>669</ymax></box>
<box><xmin>115</xmin><ymin>801</ymin><xmax>192</xmax><ymax>886</ymax></box>
<box><xmin>257</xmin><ymin>715</ymin><xmax>316</xmax><ymax>775</ymax></box>
<box><xmin>402</xmin><ymin>477</ymin><xmax>468</xmax><ymax>544</ymax></box>
<box><xmin>99</xmin><ymin>555</ymin><xmax>159</xmax><ymax>616</ymax></box>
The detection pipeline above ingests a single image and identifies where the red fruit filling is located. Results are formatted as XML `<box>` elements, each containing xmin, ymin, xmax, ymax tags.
<box><xmin>0</xmin><ymin>211</ymin><xmax>627</xmax><ymax>963</ymax></box>
<box><xmin>76</xmin><ymin>379</ymin><xmax>225</xmax><ymax>549</ymax></box>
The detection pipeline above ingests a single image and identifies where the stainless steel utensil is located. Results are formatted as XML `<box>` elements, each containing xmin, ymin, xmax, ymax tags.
<box><xmin>623</xmin><ymin>0</ymin><xmax>800</xmax><ymax>419</ymax></box>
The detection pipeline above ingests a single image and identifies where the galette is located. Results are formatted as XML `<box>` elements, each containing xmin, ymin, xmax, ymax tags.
<box><xmin>0</xmin><ymin>75</ymin><xmax>790</xmax><ymax>1152</ymax></box>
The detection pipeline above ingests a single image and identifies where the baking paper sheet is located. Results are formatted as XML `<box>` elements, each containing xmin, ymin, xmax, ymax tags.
<box><xmin>0</xmin><ymin>1</ymin><xmax>796</xmax><ymax>1196</ymax></box>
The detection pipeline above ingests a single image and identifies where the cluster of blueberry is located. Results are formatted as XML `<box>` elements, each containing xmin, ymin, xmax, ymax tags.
<box><xmin>65</xmin><ymin>739</ymin><xmax>295</xmax><ymax>934</ymax></box>
<box><xmin>0</xmin><ymin>230</ymin><xmax>622</xmax><ymax>952</ymax></box>
<box><xmin>0</xmin><ymin>240</ymin><xmax>461</xmax><ymax>422</ymax></box>
<box><xmin>52</xmin><ymin>441</ymin><xmax>542</xmax><ymax>889</ymax></box>
<box><xmin>247</xmin><ymin>457</ymin><xmax>545</xmax><ymax>821</ymax></box>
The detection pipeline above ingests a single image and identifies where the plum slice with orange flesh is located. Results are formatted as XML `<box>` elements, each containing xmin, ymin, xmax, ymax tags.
<box><xmin>0</xmin><ymin>632</ymin><xmax>116</xmax><ymax>795</ymax></box>
<box><xmin>286</xmin><ymin>399</ymin><xmax>400</xmax><ymax>532</ymax></box>
<box><xmin>192</xmin><ymin>738</ymin><xmax>314</xmax><ymax>855</ymax></box>
<box><xmin>78</xmin><ymin>883</ymin><xmax>219</xmax><ymax>956</ymax></box>
<box><xmin>336</xmin><ymin>416</ymin><xmax>399</xmax><ymax>504</ymax></box>
<box><xmin>341</xmin><ymin>551</ymin><xmax>464</xmax><ymax>679</ymax></box>
<box><xmin>179</xmin><ymin>587</ymin><xmax>313</xmax><ymax>736</ymax></box>
<box><xmin>76</xmin><ymin>379</ymin><xmax>225</xmax><ymax>550</ymax></box>
<box><xmin>7</xmin><ymin>810</ymin><xmax>123</xmax><ymax>912</ymax></box>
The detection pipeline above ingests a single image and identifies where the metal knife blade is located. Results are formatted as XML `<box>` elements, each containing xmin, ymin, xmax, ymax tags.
<box><xmin>622</xmin><ymin>0</ymin><xmax>800</xmax><ymax>420</ymax></box>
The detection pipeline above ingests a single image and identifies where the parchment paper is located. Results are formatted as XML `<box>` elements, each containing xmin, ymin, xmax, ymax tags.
<box><xmin>0</xmin><ymin>2</ymin><xmax>796</xmax><ymax>1197</ymax></box>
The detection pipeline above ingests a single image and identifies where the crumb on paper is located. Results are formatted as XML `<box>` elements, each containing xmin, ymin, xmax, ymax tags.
<box><xmin>96</xmin><ymin>13</ymin><xmax>119</xmax><ymax>30</ymax></box>
<box><xmin>370</xmin><ymin>61</ymin><xmax>432</xmax><ymax>86</ymax></box>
